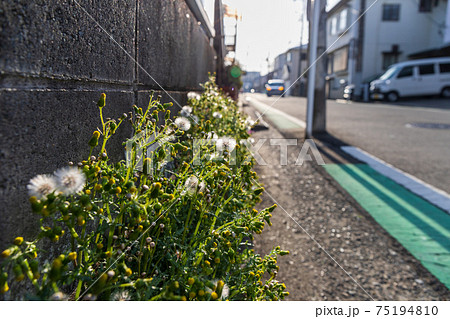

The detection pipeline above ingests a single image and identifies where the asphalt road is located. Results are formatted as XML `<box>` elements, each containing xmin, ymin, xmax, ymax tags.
<box><xmin>246</xmin><ymin>93</ymin><xmax>450</xmax><ymax>193</ymax></box>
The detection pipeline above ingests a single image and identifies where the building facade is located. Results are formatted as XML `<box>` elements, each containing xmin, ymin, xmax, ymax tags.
<box><xmin>326</xmin><ymin>0</ymin><xmax>450</xmax><ymax>99</ymax></box>
<box><xmin>272</xmin><ymin>45</ymin><xmax>308</xmax><ymax>96</ymax></box>
<box><xmin>242</xmin><ymin>71</ymin><xmax>261</xmax><ymax>92</ymax></box>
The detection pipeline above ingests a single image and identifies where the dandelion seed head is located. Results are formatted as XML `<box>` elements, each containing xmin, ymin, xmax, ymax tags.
<box><xmin>198</xmin><ymin>181</ymin><xmax>206</xmax><ymax>194</ymax></box>
<box><xmin>222</xmin><ymin>283</ymin><xmax>230</xmax><ymax>299</ymax></box>
<box><xmin>180</xmin><ymin>105</ymin><xmax>192</xmax><ymax>117</ymax></box>
<box><xmin>217</xmin><ymin>137</ymin><xmax>236</xmax><ymax>152</ymax></box>
<box><xmin>190</xmin><ymin>115</ymin><xmax>199</xmax><ymax>124</ymax></box>
<box><xmin>111</xmin><ymin>290</ymin><xmax>131</xmax><ymax>301</ymax></box>
<box><xmin>175</xmin><ymin>117</ymin><xmax>191</xmax><ymax>131</ymax></box>
<box><xmin>182</xmin><ymin>175</ymin><xmax>199</xmax><ymax>196</ymax></box>
<box><xmin>27</xmin><ymin>174</ymin><xmax>57</xmax><ymax>199</ymax></box>
<box><xmin>206</xmin><ymin>131</ymin><xmax>218</xmax><ymax>141</ymax></box>
<box><xmin>54</xmin><ymin>167</ymin><xmax>86</xmax><ymax>195</ymax></box>
<box><xmin>245</xmin><ymin>117</ymin><xmax>255</xmax><ymax>130</ymax></box>
<box><xmin>212</xmin><ymin>112</ymin><xmax>223</xmax><ymax>119</ymax></box>
<box><xmin>187</xmin><ymin>92</ymin><xmax>200</xmax><ymax>100</ymax></box>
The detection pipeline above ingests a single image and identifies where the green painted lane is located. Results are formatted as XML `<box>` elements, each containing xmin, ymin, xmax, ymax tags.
<box><xmin>324</xmin><ymin>163</ymin><xmax>450</xmax><ymax>289</ymax></box>
<box><xmin>249</xmin><ymin>98</ymin><xmax>305</xmax><ymax>130</ymax></box>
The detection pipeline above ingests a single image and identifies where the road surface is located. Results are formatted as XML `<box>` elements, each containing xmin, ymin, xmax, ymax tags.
<box><xmin>246</xmin><ymin>93</ymin><xmax>450</xmax><ymax>193</ymax></box>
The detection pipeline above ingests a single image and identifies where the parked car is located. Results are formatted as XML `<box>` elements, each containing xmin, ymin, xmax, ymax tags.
<box><xmin>343</xmin><ymin>74</ymin><xmax>381</xmax><ymax>101</ymax></box>
<box><xmin>265</xmin><ymin>79</ymin><xmax>285</xmax><ymax>97</ymax></box>
<box><xmin>370</xmin><ymin>57</ymin><xmax>450</xmax><ymax>102</ymax></box>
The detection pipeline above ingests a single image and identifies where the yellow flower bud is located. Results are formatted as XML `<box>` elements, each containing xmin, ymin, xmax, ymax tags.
<box><xmin>52</xmin><ymin>258</ymin><xmax>63</xmax><ymax>270</ymax></box>
<box><xmin>125</xmin><ymin>268</ymin><xmax>132</xmax><ymax>276</ymax></box>
<box><xmin>198</xmin><ymin>289</ymin><xmax>205</xmax><ymax>297</ymax></box>
<box><xmin>14</xmin><ymin>237</ymin><xmax>23</xmax><ymax>246</ymax></box>
<box><xmin>187</xmin><ymin>277</ymin><xmax>195</xmax><ymax>285</ymax></box>
<box><xmin>97</xmin><ymin>93</ymin><xmax>106</xmax><ymax>108</ymax></box>
<box><xmin>0</xmin><ymin>282</ymin><xmax>9</xmax><ymax>294</ymax></box>
<box><xmin>77</xmin><ymin>216</ymin><xmax>85</xmax><ymax>226</ymax></box>
<box><xmin>189</xmin><ymin>291</ymin><xmax>196</xmax><ymax>299</ymax></box>
<box><xmin>1</xmin><ymin>249</ymin><xmax>11</xmax><ymax>258</ymax></box>
<box><xmin>216</xmin><ymin>280</ymin><xmax>224</xmax><ymax>291</ymax></box>
<box><xmin>211</xmin><ymin>292</ymin><xmax>218</xmax><ymax>300</ymax></box>
<box><xmin>68</xmin><ymin>252</ymin><xmax>77</xmax><ymax>261</ymax></box>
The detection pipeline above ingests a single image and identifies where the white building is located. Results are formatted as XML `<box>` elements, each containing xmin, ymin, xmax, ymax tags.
<box><xmin>326</xmin><ymin>0</ymin><xmax>450</xmax><ymax>99</ymax></box>
<box><xmin>273</xmin><ymin>45</ymin><xmax>308</xmax><ymax>96</ymax></box>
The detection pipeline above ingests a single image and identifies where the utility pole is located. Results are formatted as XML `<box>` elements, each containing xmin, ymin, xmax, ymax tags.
<box><xmin>297</xmin><ymin>1</ymin><xmax>305</xmax><ymax>96</ymax></box>
<box><xmin>233</xmin><ymin>11</ymin><xmax>238</xmax><ymax>64</ymax></box>
<box><xmin>306</xmin><ymin>0</ymin><xmax>327</xmax><ymax>137</ymax></box>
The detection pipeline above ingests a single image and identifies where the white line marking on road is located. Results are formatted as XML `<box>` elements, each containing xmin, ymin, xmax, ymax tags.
<box><xmin>336</xmin><ymin>100</ymin><xmax>450</xmax><ymax>114</ymax></box>
<box><xmin>335</xmin><ymin>99</ymin><xmax>350</xmax><ymax>104</ymax></box>
<box><xmin>248</xmin><ymin>98</ymin><xmax>306</xmax><ymax>128</ymax></box>
<box><xmin>341</xmin><ymin>146</ymin><xmax>450</xmax><ymax>214</ymax></box>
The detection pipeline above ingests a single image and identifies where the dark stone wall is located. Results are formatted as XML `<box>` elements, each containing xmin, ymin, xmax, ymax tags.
<box><xmin>0</xmin><ymin>0</ymin><xmax>215</xmax><ymax>250</ymax></box>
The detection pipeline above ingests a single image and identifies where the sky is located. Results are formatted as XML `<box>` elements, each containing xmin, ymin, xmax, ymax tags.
<box><xmin>203</xmin><ymin>1</ymin><xmax>341</xmax><ymax>74</ymax></box>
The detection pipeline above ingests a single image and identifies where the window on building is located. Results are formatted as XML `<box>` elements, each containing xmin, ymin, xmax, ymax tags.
<box><xmin>382</xmin><ymin>53</ymin><xmax>399</xmax><ymax>70</ymax></box>
<box><xmin>397</xmin><ymin>66</ymin><xmax>414</xmax><ymax>78</ymax></box>
<box><xmin>330</xmin><ymin>9</ymin><xmax>349</xmax><ymax>35</ymax></box>
<box><xmin>439</xmin><ymin>63</ymin><xmax>450</xmax><ymax>73</ymax></box>
<box><xmin>327</xmin><ymin>55</ymin><xmax>333</xmax><ymax>74</ymax></box>
<box><xmin>419</xmin><ymin>0</ymin><xmax>432</xmax><ymax>12</ymax></box>
<box><xmin>382</xmin><ymin>4</ymin><xmax>400</xmax><ymax>21</ymax></box>
<box><xmin>287</xmin><ymin>52</ymin><xmax>292</xmax><ymax>62</ymax></box>
<box><xmin>418</xmin><ymin>64</ymin><xmax>435</xmax><ymax>75</ymax></box>
<box><xmin>382</xmin><ymin>45</ymin><xmax>401</xmax><ymax>70</ymax></box>
<box><xmin>331</xmin><ymin>47</ymin><xmax>348</xmax><ymax>73</ymax></box>
<box><xmin>339</xmin><ymin>9</ymin><xmax>348</xmax><ymax>31</ymax></box>
<box><xmin>330</xmin><ymin>16</ymin><xmax>337</xmax><ymax>35</ymax></box>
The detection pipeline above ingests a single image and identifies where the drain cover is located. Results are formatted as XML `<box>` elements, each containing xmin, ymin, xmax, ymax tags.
<box><xmin>406</xmin><ymin>122</ymin><xmax>450</xmax><ymax>130</ymax></box>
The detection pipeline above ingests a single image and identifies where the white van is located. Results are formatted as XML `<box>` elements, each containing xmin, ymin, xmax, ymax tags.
<box><xmin>370</xmin><ymin>57</ymin><xmax>450</xmax><ymax>102</ymax></box>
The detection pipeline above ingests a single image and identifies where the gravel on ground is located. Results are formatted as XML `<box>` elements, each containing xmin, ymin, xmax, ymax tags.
<box><xmin>242</xmin><ymin>104</ymin><xmax>450</xmax><ymax>301</ymax></box>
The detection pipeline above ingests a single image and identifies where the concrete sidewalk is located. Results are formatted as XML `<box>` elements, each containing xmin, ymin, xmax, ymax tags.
<box><xmin>241</xmin><ymin>101</ymin><xmax>450</xmax><ymax>300</ymax></box>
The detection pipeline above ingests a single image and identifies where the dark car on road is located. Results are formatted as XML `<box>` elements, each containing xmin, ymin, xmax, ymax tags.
<box><xmin>265</xmin><ymin>79</ymin><xmax>285</xmax><ymax>97</ymax></box>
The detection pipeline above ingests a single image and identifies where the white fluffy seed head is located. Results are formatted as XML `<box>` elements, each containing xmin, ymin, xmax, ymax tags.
<box><xmin>198</xmin><ymin>181</ymin><xmax>206</xmax><ymax>193</ymax></box>
<box><xmin>27</xmin><ymin>174</ymin><xmax>57</xmax><ymax>199</ymax></box>
<box><xmin>190</xmin><ymin>115</ymin><xmax>199</xmax><ymax>124</ymax></box>
<box><xmin>182</xmin><ymin>175</ymin><xmax>199</xmax><ymax>196</ymax></box>
<box><xmin>54</xmin><ymin>167</ymin><xmax>86</xmax><ymax>195</ymax></box>
<box><xmin>175</xmin><ymin>117</ymin><xmax>191</xmax><ymax>131</ymax></box>
<box><xmin>216</xmin><ymin>137</ymin><xmax>236</xmax><ymax>152</ymax></box>
<box><xmin>212</xmin><ymin>112</ymin><xmax>223</xmax><ymax>119</ymax></box>
<box><xmin>187</xmin><ymin>92</ymin><xmax>201</xmax><ymax>100</ymax></box>
<box><xmin>180</xmin><ymin>105</ymin><xmax>193</xmax><ymax>117</ymax></box>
